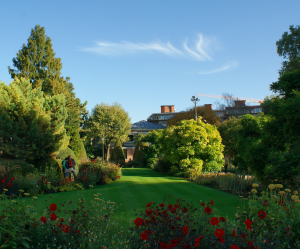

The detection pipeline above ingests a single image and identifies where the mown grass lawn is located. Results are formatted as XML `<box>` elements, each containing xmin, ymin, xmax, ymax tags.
<box><xmin>30</xmin><ymin>168</ymin><xmax>242</xmax><ymax>228</ymax></box>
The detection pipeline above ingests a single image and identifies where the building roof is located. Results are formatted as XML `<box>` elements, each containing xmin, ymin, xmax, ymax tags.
<box><xmin>132</xmin><ymin>120</ymin><xmax>165</xmax><ymax>130</ymax></box>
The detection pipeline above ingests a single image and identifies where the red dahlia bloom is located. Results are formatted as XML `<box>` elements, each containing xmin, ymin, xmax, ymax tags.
<box><xmin>49</xmin><ymin>203</ymin><xmax>57</xmax><ymax>212</ymax></box>
<box><xmin>200</xmin><ymin>202</ymin><xmax>205</xmax><ymax>206</ymax></box>
<box><xmin>231</xmin><ymin>245</ymin><xmax>240</xmax><ymax>249</ymax></box>
<box><xmin>146</xmin><ymin>202</ymin><xmax>152</xmax><ymax>208</ymax></box>
<box><xmin>214</xmin><ymin>228</ymin><xmax>224</xmax><ymax>239</ymax></box>
<box><xmin>159</xmin><ymin>203</ymin><xmax>165</xmax><ymax>208</ymax></box>
<box><xmin>140</xmin><ymin>231</ymin><xmax>148</xmax><ymax>241</ymax></box>
<box><xmin>62</xmin><ymin>224</ymin><xmax>69</xmax><ymax>233</ymax></box>
<box><xmin>210</xmin><ymin>217</ymin><xmax>220</xmax><ymax>226</ymax></box>
<box><xmin>40</xmin><ymin>216</ymin><xmax>47</xmax><ymax>224</ymax></box>
<box><xmin>258</xmin><ymin>210</ymin><xmax>266</xmax><ymax>219</ymax></box>
<box><xmin>204</xmin><ymin>206</ymin><xmax>212</xmax><ymax>214</ymax></box>
<box><xmin>182</xmin><ymin>226</ymin><xmax>189</xmax><ymax>235</ymax></box>
<box><xmin>134</xmin><ymin>217</ymin><xmax>143</xmax><ymax>227</ymax></box>
<box><xmin>210</xmin><ymin>199</ymin><xmax>214</xmax><ymax>206</ymax></box>
<box><xmin>219</xmin><ymin>217</ymin><xmax>226</xmax><ymax>222</ymax></box>
<box><xmin>174</xmin><ymin>204</ymin><xmax>180</xmax><ymax>208</ymax></box>
<box><xmin>182</xmin><ymin>207</ymin><xmax>188</xmax><ymax>213</ymax></box>
<box><xmin>244</xmin><ymin>219</ymin><xmax>252</xmax><ymax>231</ymax></box>
<box><xmin>232</xmin><ymin>229</ymin><xmax>236</xmax><ymax>237</ymax></box>
<box><xmin>50</xmin><ymin>213</ymin><xmax>57</xmax><ymax>221</ymax></box>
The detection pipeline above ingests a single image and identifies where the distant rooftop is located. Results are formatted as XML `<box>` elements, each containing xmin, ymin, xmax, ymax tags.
<box><xmin>132</xmin><ymin>120</ymin><xmax>165</xmax><ymax>130</ymax></box>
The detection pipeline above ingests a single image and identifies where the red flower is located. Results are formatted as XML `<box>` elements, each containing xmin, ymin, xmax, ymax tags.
<box><xmin>117</xmin><ymin>176</ymin><xmax>120</xmax><ymax>179</ymax></box>
<box><xmin>200</xmin><ymin>202</ymin><xmax>205</xmax><ymax>206</ymax></box>
<box><xmin>159</xmin><ymin>203</ymin><xmax>165</xmax><ymax>208</ymax></box>
<box><xmin>182</xmin><ymin>207</ymin><xmax>188</xmax><ymax>213</ymax></box>
<box><xmin>232</xmin><ymin>229</ymin><xmax>236</xmax><ymax>237</ymax></box>
<box><xmin>219</xmin><ymin>217</ymin><xmax>226</xmax><ymax>222</ymax></box>
<box><xmin>210</xmin><ymin>199</ymin><xmax>214</xmax><ymax>206</ymax></box>
<box><xmin>244</xmin><ymin>219</ymin><xmax>252</xmax><ymax>231</ymax></box>
<box><xmin>240</xmin><ymin>233</ymin><xmax>247</xmax><ymax>240</ymax></box>
<box><xmin>50</xmin><ymin>213</ymin><xmax>57</xmax><ymax>221</ymax></box>
<box><xmin>174</xmin><ymin>204</ymin><xmax>180</xmax><ymax>208</ymax></box>
<box><xmin>231</xmin><ymin>246</ymin><xmax>240</xmax><ymax>249</ymax></box>
<box><xmin>62</xmin><ymin>224</ymin><xmax>69</xmax><ymax>233</ymax></box>
<box><xmin>182</xmin><ymin>226</ymin><xmax>189</xmax><ymax>235</ymax></box>
<box><xmin>49</xmin><ymin>203</ymin><xmax>57</xmax><ymax>212</ymax></box>
<box><xmin>140</xmin><ymin>231</ymin><xmax>148</xmax><ymax>241</ymax></box>
<box><xmin>83</xmin><ymin>177</ymin><xmax>86</xmax><ymax>180</ymax></box>
<box><xmin>146</xmin><ymin>202</ymin><xmax>153</xmax><ymax>208</ymax></box>
<box><xmin>210</xmin><ymin>217</ymin><xmax>220</xmax><ymax>226</ymax></box>
<box><xmin>219</xmin><ymin>237</ymin><xmax>225</xmax><ymax>244</ymax></box>
<box><xmin>258</xmin><ymin>210</ymin><xmax>266</xmax><ymax>219</ymax></box>
<box><xmin>214</xmin><ymin>228</ymin><xmax>224</xmax><ymax>239</ymax></box>
<box><xmin>134</xmin><ymin>217</ymin><xmax>144</xmax><ymax>227</ymax></box>
<box><xmin>1</xmin><ymin>180</ymin><xmax>5</xmax><ymax>183</ymax></box>
<box><xmin>204</xmin><ymin>206</ymin><xmax>212</xmax><ymax>214</ymax></box>
<box><xmin>40</xmin><ymin>216</ymin><xmax>47</xmax><ymax>224</ymax></box>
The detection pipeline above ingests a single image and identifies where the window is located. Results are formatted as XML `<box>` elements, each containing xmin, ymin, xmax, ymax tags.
<box><xmin>123</xmin><ymin>149</ymin><xmax>127</xmax><ymax>160</ymax></box>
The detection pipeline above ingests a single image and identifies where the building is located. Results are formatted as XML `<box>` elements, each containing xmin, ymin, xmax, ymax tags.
<box><xmin>121</xmin><ymin>120</ymin><xmax>165</xmax><ymax>162</ymax></box>
<box><xmin>211</xmin><ymin>100</ymin><xmax>262</xmax><ymax>122</ymax></box>
<box><xmin>147</xmin><ymin>105</ymin><xmax>183</xmax><ymax>127</ymax></box>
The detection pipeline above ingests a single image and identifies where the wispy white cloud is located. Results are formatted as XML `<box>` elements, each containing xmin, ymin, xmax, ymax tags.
<box><xmin>80</xmin><ymin>34</ymin><xmax>216</xmax><ymax>61</ymax></box>
<box><xmin>197</xmin><ymin>61</ymin><xmax>239</xmax><ymax>75</ymax></box>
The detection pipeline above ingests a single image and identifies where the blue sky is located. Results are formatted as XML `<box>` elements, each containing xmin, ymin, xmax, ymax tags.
<box><xmin>1</xmin><ymin>1</ymin><xmax>299</xmax><ymax>123</ymax></box>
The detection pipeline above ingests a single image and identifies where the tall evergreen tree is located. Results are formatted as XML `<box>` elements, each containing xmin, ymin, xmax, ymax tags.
<box><xmin>8</xmin><ymin>25</ymin><xmax>88</xmax><ymax>156</ymax></box>
<box><xmin>0</xmin><ymin>78</ymin><xmax>67</xmax><ymax>160</ymax></box>
<box><xmin>8</xmin><ymin>25</ymin><xmax>64</xmax><ymax>95</ymax></box>
<box><xmin>110</xmin><ymin>138</ymin><xmax>125</xmax><ymax>166</ymax></box>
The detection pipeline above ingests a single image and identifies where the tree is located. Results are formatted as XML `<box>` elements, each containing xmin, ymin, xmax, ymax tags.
<box><xmin>141</xmin><ymin>130</ymin><xmax>163</xmax><ymax>168</ymax></box>
<box><xmin>167</xmin><ymin>106</ymin><xmax>220</xmax><ymax>126</ymax></box>
<box><xmin>8</xmin><ymin>25</ymin><xmax>64</xmax><ymax>95</ymax></box>
<box><xmin>159</xmin><ymin>119</ymin><xmax>224</xmax><ymax>176</ymax></box>
<box><xmin>110</xmin><ymin>138</ymin><xmax>125</xmax><ymax>166</ymax></box>
<box><xmin>0</xmin><ymin>78</ymin><xmax>67</xmax><ymax>160</ymax></box>
<box><xmin>8</xmin><ymin>25</ymin><xmax>88</xmax><ymax>156</ymax></box>
<box><xmin>87</xmin><ymin>102</ymin><xmax>131</xmax><ymax>161</ymax></box>
<box><xmin>217</xmin><ymin>117</ymin><xmax>241</xmax><ymax>157</ymax></box>
<box><xmin>133</xmin><ymin>133</ymin><xmax>146</xmax><ymax>166</ymax></box>
<box><xmin>276</xmin><ymin>25</ymin><xmax>300</xmax><ymax>75</ymax></box>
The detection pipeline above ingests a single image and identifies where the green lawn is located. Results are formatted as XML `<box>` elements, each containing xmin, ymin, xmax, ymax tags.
<box><xmin>30</xmin><ymin>168</ymin><xmax>242</xmax><ymax>226</ymax></box>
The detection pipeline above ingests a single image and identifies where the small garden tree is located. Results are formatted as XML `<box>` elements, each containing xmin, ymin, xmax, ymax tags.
<box><xmin>159</xmin><ymin>119</ymin><xmax>224</xmax><ymax>176</ymax></box>
<box><xmin>110</xmin><ymin>138</ymin><xmax>125</xmax><ymax>166</ymax></box>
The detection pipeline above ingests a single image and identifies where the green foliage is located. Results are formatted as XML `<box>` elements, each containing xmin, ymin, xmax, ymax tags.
<box><xmin>133</xmin><ymin>133</ymin><xmax>146</xmax><ymax>167</ymax></box>
<box><xmin>217</xmin><ymin>117</ymin><xmax>241</xmax><ymax>157</ymax></box>
<box><xmin>276</xmin><ymin>25</ymin><xmax>300</xmax><ymax>75</ymax></box>
<box><xmin>0</xmin><ymin>195</ymin><xmax>33</xmax><ymax>249</ymax></box>
<box><xmin>159</xmin><ymin>119</ymin><xmax>224</xmax><ymax>176</ymax></box>
<box><xmin>110</xmin><ymin>138</ymin><xmax>125</xmax><ymax>166</ymax></box>
<box><xmin>8</xmin><ymin>25</ymin><xmax>88</xmax><ymax>158</ymax></box>
<box><xmin>141</xmin><ymin>130</ymin><xmax>163</xmax><ymax>168</ymax></box>
<box><xmin>9</xmin><ymin>25</ymin><xmax>64</xmax><ymax>95</ymax></box>
<box><xmin>78</xmin><ymin>140</ymin><xmax>87</xmax><ymax>163</ymax></box>
<box><xmin>0</xmin><ymin>78</ymin><xmax>67</xmax><ymax>160</ymax></box>
<box><xmin>87</xmin><ymin>102</ymin><xmax>131</xmax><ymax>160</ymax></box>
<box><xmin>0</xmin><ymin>158</ymin><xmax>36</xmax><ymax>176</ymax></box>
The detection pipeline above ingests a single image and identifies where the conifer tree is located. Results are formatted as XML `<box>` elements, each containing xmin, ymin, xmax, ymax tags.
<box><xmin>110</xmin><ymin>138</ymin><xmax>125</xmax><ymax>166</ymax></box>
<box><xmin>0</xmin><ymin>78</ymin><xmax>67</xmax><ymax>160</ymax></box>
<box><xmin>8</xmin><ymin>25</ymin><xmax>88</xmax><ymax>156</ymax></box>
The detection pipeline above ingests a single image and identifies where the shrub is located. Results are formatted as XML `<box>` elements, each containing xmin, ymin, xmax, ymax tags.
<box><xmin>153</xmin><ymin>158</ymin><xmax>172</xmax><ymax>173</ymax></box>
<box><xmin>0</xmin><ymin>193</ymin><xmax>35</xmax><ymax>248</ymax></box>
<box><xmin>111</xmin><ymin>139</ymin><xmax>125</xmax><ymax>166</ymax></box>
<box><xmin>130</xmin><ymin>194</ymin><xmax>300</xmax><ymax>248</ymax></box>
<box><xmin>78</xmin><ymin>140</ymin><xmax>87</xmax><ymax>163</ymax></box>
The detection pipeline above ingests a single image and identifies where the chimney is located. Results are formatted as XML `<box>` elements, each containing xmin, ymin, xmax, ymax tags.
<box><xmin>161</xmin><ymin>105</ymin><xmax>175</xmax><ymax>113</ymax></box>
<box><xmin>204</xmin><ymin>104</ymin><xmax>213</xmax><ymax>110</ymax></box>
<box><xmin>234</xmin><ymin>100</ymin><xmax>246</xmax><ymax>107</ymax></box>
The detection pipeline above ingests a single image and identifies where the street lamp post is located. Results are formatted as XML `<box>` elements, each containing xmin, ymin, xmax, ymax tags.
<box><xmin>191</xmin><ymin>96</ymin><xmax>200</xmax><ymax>121</ymax></box>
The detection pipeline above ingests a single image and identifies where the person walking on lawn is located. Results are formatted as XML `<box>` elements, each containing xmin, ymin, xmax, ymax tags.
<box><xmin>66</xmin><ymin>155</ymin><xmax>76</xmax><ymax>178</ymax></box>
